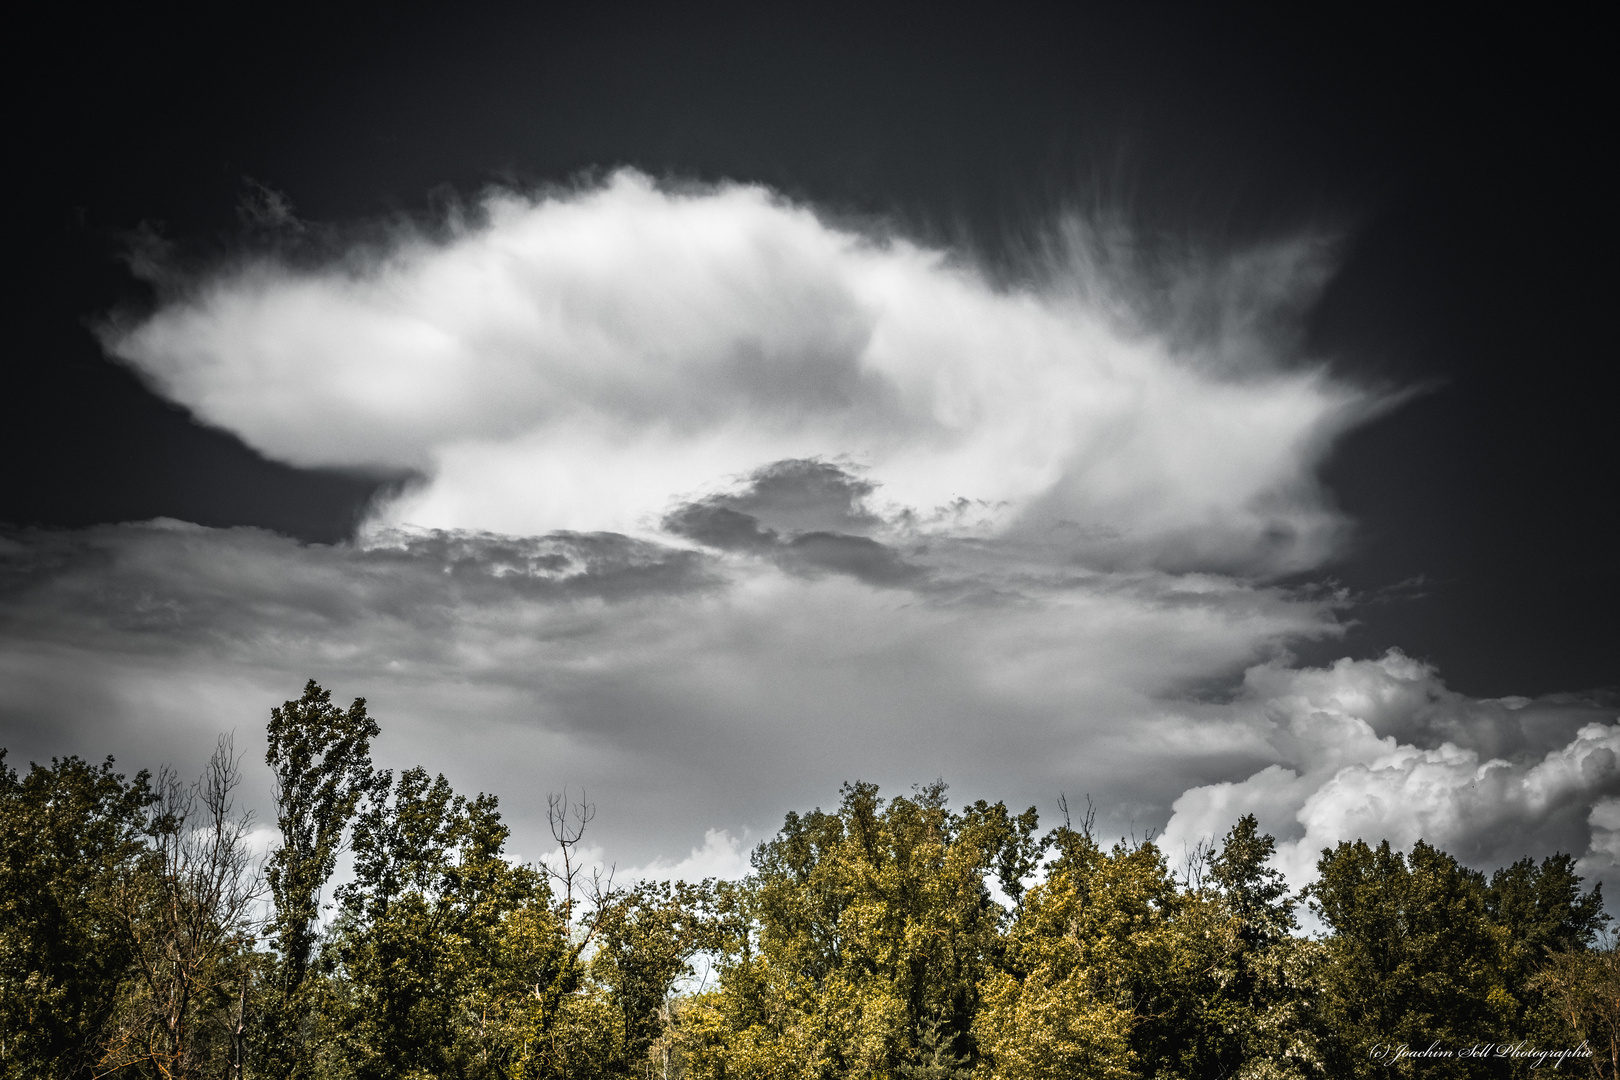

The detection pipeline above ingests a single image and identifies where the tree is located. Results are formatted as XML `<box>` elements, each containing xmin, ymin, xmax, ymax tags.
<box><xmin>96</xmin><ymin>737</ymin><xmax>262</xmax><ymax>1080</ymax></box>
<box><xmin>324</xmin><ymin>766</ymin><xmax>574</xmax><ymax>1080</ymax></box>
<box><xmin>1209</xmin><ymin>815</ymin><xmax>1296</xmax><ymax>945</ymax></box>
<box><xmin>974</xmin><ymin>806</ymin><xmax>1172</xmax><ymax>1080</ymax></box>
<box><xmin>0</xmin><ymin>750</ymin><xmax>156</xmax><ymax>1079</ymax></box>
<box><xmin>972</xmin><ymin>867</ymin><xmax>1140</xmax><ymax>1080</ymax></box>
<box><xmin>590</xmin><ymin>879</ymin><xmax>712</xmax><ymax>1076</ymax></box>
<box><xmin>1486</xmin><ymin>854</ymin><xmax>1608</xmax><ymax>964</ymax></box>
<box><xmin>686</xmin><ymin>781</ymin><xmax>1038</xmax><ymax>1079</ymax></box>
<box><xmin>1531</xmin><ymin>937</ymin><xmax>1620</xmax><ymax>1078</ymax></box>
<box><xmin>460</xmin><ymin>890</ymin><xmax>584</xmax><ymax>1080</ymax></box>
<box><xmin>1144</xmin><ymin>814</ymin><xmax>1326</xmax><ymax>1079</ymax></box>
<box><xmin>1485</xmin><ymin>853</ymin><xmax>1609</xmax><ymax>1053</ymax></box>
<box><xmin>1307</xmin><ymin>839</ymin><xmax>1514</xmax><ymax>1078</ymax></box>
<box><xmin>259</xmin><ymin>680</ymin><xmax>381</xmax><ymax>1078</ymax></box>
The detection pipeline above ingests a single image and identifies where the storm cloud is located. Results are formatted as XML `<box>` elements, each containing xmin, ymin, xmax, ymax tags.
<box><xmin>6</xmin><ymin>171</ymin><xmax>1607</xmax><ymax>897</ymax></box>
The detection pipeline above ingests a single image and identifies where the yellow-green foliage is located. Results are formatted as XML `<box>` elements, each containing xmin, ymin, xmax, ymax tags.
<box><xmin>6</xmin><ymin>682</ymin><xmax>1616</xmax><ymax>1080</ymax></box>
<box><xmin>978</xmin><ymin>830</ymin><xmax>1175</xmax><ymax>1077</ymax></box>
<box><xmin>679</xmin><ymin>781</ymin><xmax>1037</xmax><ymax>1079</ymax></box>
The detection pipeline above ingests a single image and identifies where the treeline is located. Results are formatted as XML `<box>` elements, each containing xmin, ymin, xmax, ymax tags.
<box><xmin>3</xmin><ymin>682</ymin><xmax>1619</xmax><ymax>1079</ymax></box>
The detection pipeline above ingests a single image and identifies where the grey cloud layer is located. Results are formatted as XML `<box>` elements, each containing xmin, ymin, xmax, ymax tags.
<box><xmin>4</xmin><ymin>516</ymin><xmax>1614</xmax><ymax>891</ymax></box>
<box><xmin>0</xmin><ymin>516</ymin><xmax>1341</xmax><ymax>867</ymax></box>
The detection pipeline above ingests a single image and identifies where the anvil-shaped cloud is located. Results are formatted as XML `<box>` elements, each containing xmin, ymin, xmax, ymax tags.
<box><xmin>108</xmin><ymin>170</ymin><xmax>1371</xmax><ymax>575</ymax></box>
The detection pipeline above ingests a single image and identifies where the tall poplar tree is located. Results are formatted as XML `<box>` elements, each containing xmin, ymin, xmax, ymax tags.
<box><xmin>260</xmin><ymin>681</ymin><xmax>382</xmax><ymax>1078</ymax></box>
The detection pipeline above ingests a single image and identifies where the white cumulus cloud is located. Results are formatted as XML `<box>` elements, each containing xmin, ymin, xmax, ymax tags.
<box><xmin>1161</xmin><ymin>651</ymin><xmax>1620</xmax><ymax>890</ymax></box>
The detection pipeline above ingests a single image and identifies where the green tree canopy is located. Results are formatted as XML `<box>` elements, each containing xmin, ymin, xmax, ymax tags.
<box><xmin>0</xmin><ymin>752</ymin><xmax>156</xmax><ymax>1080</ymax></box>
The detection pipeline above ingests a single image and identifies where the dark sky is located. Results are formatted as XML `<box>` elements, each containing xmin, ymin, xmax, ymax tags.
<box><xmin>6</xmin><ymin>1</ymin><xmax>1614</xmax><ymax>697</ymax></box>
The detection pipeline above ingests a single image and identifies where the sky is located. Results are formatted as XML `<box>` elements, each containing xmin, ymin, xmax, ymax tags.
<box><xmin>3</xmin><ymin>3</ymin><xmax>1615</xmax><ymax>893</ymax></box>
